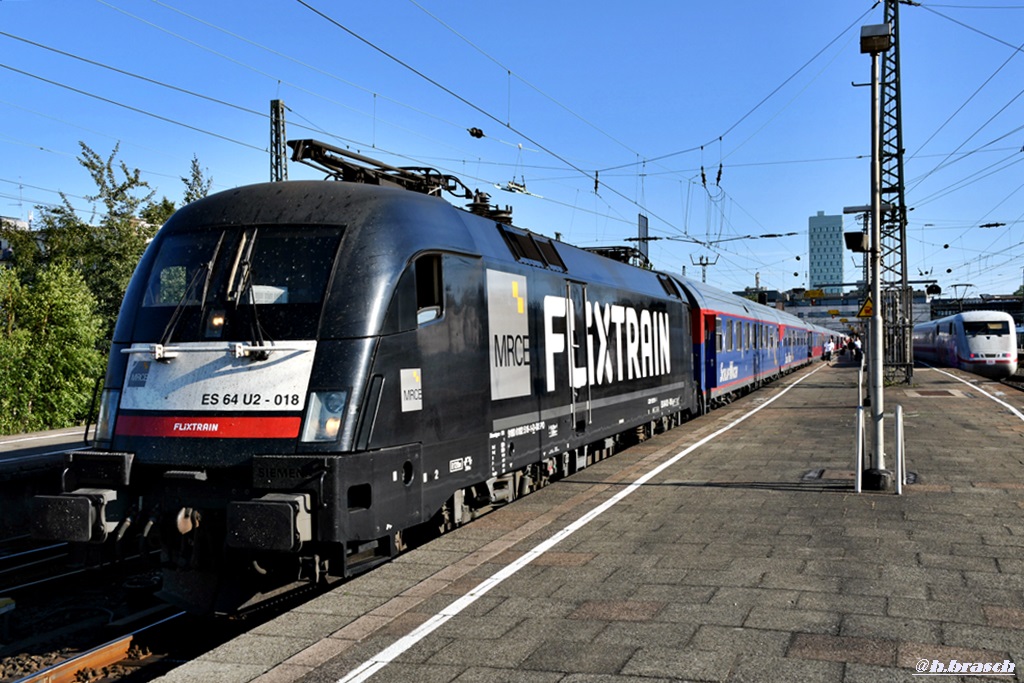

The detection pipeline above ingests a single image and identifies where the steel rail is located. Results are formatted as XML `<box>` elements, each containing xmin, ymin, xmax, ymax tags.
<box><xmin>11</xmin><ymin>610</ymin><xmax>185</xmax><ymax>683</ymax></box>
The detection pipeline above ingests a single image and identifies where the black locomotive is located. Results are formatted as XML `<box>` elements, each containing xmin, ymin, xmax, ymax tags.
<box><xmin>34</xmin><ymin>141</ymin><xmax>824</xmax><ymax>613</ymax></box>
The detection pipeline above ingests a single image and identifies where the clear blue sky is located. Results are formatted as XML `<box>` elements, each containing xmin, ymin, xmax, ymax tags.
<box><xmin>2</xmin><ymin>0</ymin><xmax>1023</xmax><ymax>297</ymax></box>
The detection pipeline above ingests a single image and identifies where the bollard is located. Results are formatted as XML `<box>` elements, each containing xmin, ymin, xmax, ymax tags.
<box><xmin>894</xmin><ymin>404</ymin><xmax>905</xmax><ymax>495</ymax></box>
<box><xmin>858</xmin><ymin>359</ymin><xmax>865</xmax><ymax>407</ymax></box>
<box><xmin>854</xmin><ymin>406</ymin><xmax>864</xmax><ymax>493</ymax></box>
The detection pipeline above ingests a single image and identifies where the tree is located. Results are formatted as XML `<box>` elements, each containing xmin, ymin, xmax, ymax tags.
<box><xmin>0</xmin><ymin>217</ymin><xmax>41</xmax><ymax>277</ymax></box>
<box><xmin>141</xmin><ymin>196</ymin><xmax>176</xmax><ymax>228</ymax></box>
<box><xmin>0</xmin><ymin>264</ymin><xmax>104</xmax><ymax>434</ymax></box>
<box><xmin>182</xmin><ymin>154</ymin><xmax>213</xmax><ymax>205</ymax></box>
<box><xmin>35</xmin><ymin>142</ymin><xmax>160</xmax><ymax>337</ymax></box>
<box><xmin>0</xmin><ymin>144</ymin><xmax>215</xmax><ymax>432</ymax></box>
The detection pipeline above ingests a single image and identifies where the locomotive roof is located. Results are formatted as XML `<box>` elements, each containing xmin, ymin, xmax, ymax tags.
<box><xmin>166</xmin><ymin>178</ymin><xmax>835</xmax><ymax>338</ymax></box>
<box><xmin>172</xmin><ymin>180</ymin><xmax>450</xmax><ymax>228</ymax></box>
<box><xmin>168</xmin><ymin>179</ymin><xmax>677</xmax><ymax>301</ymax></box>
<box><xmin>915</xmin><ymin>309</ymin><xmax>1016</xmax><ymax>329</ymax></box>
<box><xmin>952</xmin><ymin>310</ymin><xmax>1015</xmax><ymax>322</ymax></box>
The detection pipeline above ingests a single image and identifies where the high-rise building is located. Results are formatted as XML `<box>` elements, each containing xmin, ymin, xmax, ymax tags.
<box><xmin>808</xmin><ymin>211</ymin><xmax>844</xmax><ymax>295</ymax></box>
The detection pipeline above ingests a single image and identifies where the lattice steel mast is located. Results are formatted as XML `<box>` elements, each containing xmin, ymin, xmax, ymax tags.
<box><xmin>879</xmin><ymin>0</ymin><xmax>913</xmax><ymax>383</ymax></box>
<box><xmin>271</xmin><ymin>99</ymin><xmax>288</xmax><ymax>183</ymax></box>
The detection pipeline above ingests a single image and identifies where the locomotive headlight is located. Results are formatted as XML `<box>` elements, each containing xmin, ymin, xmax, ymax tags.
<box><xmin>301</xmin><ymin>390</ymin><xmax>348</xmax><ymax>442</ymax></box>
<box><xmin>95</xmin><ymin>388</ymin><xmax>121</xmax><ymax>443</ymax></box>
<box><xmin>205</xmin><ymin>309</ymin><xmax>226</xmax><ymax>338</ymax></box>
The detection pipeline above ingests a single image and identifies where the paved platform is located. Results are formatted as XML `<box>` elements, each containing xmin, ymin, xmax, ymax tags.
<box><xmin>0</xmin><ymin>426</ymin><xmax>89</xmax><ymax>478</ymax></box>
<box><xmin>158</xmin><ymin>359</ymin><xmax>1024</xmax><ymax>683</ymax></box>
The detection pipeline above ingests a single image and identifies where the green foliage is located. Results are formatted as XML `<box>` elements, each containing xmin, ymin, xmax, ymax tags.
<box><xmin>182</xmin><ymin>155</ymin><xmax>214</xmax><ymax>205</ymax></box>
<box><xmin>35</xmin><ymin>143</ymin><xmax>161</xmax><ymax>339</ymax></box>
<box><xmin>79</xmin><ymin>142</ymin><xmax>155</xmax><ymax>221</ymax></box>
<box><xmin>141</xmin><ymin>197</ymin><xmax>176</xmax><ymax>228</ymax></box>
<box><xmin>0</xmin><ymin>142</ymin><xmax>212</xmax><ymax>432</ymax></box>
<box><xmin>0</xmin><ymin>265</ymin><xmax>104</xmax><ymax>434</ymax></box>
<box><xmin>0</xmin><ymin>218</ymin><xmax>42</xmax><ymax>276</ymax></box>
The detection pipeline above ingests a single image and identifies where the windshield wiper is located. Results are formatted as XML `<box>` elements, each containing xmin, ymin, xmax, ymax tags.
<box><xmin>158</xmin><ymin>261</ymin><xmax>213</xmax><ymax>350</ymax></box>
<box><xmin>226</xmin><ymin>229</ymin><xmax>256</xmax><ymax>305</ymax></box>
<box><xmin>224</xmin><ymin>229</ymin><xmax>273</xmax><ymax>361</ymax></box>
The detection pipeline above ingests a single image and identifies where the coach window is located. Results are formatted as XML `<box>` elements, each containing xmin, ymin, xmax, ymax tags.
<box><xmin>726</xmin><ymin>320</ymin><xmax>733</xmax><ymax>352</ymax></box>
<box><xmin>415</xmin><ymin>254</ymin><xmax>443</xmax><ymax>325</ymax></box>
<box><xmin>715</xmin><ymin>316</ymin><xmax>723</xmax><ymax>352</ymax></box>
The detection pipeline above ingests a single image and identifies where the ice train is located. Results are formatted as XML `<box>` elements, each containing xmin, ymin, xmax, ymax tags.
<box><xmin>912</xmin><ymin>310</ymin><xmax>1018</xmax><ymax>379</ymax></box>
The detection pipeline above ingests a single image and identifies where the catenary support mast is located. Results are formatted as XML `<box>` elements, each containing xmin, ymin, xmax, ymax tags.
<box><xmin>879</xmin><ymin>0</ymin><xmax>913</xmax><ymax>383</ymax></box>
<box><xmin>271</xmin><ymin>99</ymin><xmax>288</xmax><ymax>183</ymax></box>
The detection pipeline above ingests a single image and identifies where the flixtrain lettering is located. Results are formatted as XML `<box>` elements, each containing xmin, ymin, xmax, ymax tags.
<box><xmin>543</xmin><ymin>295</ymin><xmax>671</xmax><ymax>393</ymax></box>
<box><xmin>719</xmin><ymin>361</ymin><xmax>739</xmax><ymax>383</ymax></box>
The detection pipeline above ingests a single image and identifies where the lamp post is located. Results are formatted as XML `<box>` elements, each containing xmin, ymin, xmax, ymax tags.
<box><xmin>861</xmin><ymin>23</ymin><xmax>892</xmax><ymax>491</ymax></box>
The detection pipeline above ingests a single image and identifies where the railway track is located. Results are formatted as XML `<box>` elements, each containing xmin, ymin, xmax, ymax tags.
<box><xmin>4</xmin><ymin>608</ymin><xmax>184</xmax><ymax>683</ymax></box>
<box><xmin>0</xmin><ymin>535</ymin><xmax>172</xmax><ymax>682</ymax></box>
<box><xmin>0</xmin><ymin>541</ymin><xmax>70</xmax><ymax>585</ymax></box>
<box><xmin>1</xmin><ymin>577</ymin><xmax>334</xmax><ymax>682</ymax></box>
<box><xmin>1000</xmin><ymin>370</ymin><xmax>1024</xmax><ymax>392</ymax></box>
<box><xmin>1</xmin><ymin>536</ymin><xmax>158</xmax><ymax>598</ymax></box>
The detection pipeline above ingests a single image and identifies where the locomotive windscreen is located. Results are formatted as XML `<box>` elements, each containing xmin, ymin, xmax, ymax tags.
<box><xmin>133</xmin><ymin>226</ymin><xmax>342</xmax><ymax>342</ymax></box>
<box><xmin>964</xmin><ymin>320</ymin><xmax>1010</xmax><ymax>336</ymax></box>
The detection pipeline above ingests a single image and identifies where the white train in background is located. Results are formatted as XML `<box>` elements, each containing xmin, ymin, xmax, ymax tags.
<box><xmin>913</xmin><ymin>310</ymin><xmax>1019</xmax><ymax>380</ymax></box>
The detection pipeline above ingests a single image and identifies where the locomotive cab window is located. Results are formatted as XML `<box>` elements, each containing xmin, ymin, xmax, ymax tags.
<box><xmin>382</xmin><ymin>253</ymin><xmax>446</xmax><ymax>333</ymax></box>
<box><xmin>415</xmin><ymin>254</ymin><xmax>443</xmax><ymax>325</ymax></box>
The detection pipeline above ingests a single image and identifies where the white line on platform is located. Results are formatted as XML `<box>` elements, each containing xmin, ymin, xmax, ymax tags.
<box><xmin>920</xmin><ymin>365</ymin><xmax>1024</xmax><ymax>422</ymax></box>
<box><xmin>0</xmin><ymin>428</ymin><xmax>87</xmax><ymax>446</ymax></box>
<box><xmin>335</xmin><ymin>364</ymin><xmax>825</xmax><ymax>683</ymax></box>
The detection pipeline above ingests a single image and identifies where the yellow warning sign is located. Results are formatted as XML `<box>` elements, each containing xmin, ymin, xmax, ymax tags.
<box><xmin>856</xmin><ymin>297</ymin><xmax>874</xmax><ymax>318</ymax></box>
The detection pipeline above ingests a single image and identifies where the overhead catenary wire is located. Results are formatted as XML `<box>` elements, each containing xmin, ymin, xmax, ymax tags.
<box><xmin>6</xmin><ymin>0</ymin><xmax>1015</xmax><ymax>290</ymax></box>
<box><xmin>596</xmin><ymin>5</ymin><xmax>877</xmax><ymax>174</ymax></box>
<box><xmin>291</xmin><ymin>0</ymin><xmax>690</xmax><ymax>243</ymax></box>
<box><xmin>0</xmin><ymin>62</ymin><xmax>265</xmax><ymax>153</ymax></box>
<box><xmin>138</xmin><ymin>0</ymin><xmax>477</xmax><ymax>136</ymax></box>
<box><xmin>28</xmin><ymin>0</ymin><xmax>652</xmax><ymax>236</ymax></box>
<box><xmin>404</xmin><ymin>0</ymin><xmax>645</xmax><ymax>161</ymax></box>
<box><xmin>296</xmin><ymin>0</ymin><xmax>880</xmax><ymax>274</ymax></box>
<box><xmin>0</xmin><ymin>29</ymin><xmax>631</xmax><ymax>236</ymax></box>
<box><xmin>2</xmin><ymin>1</ymin><xmax>886</xmax><ymax>283</ymax></box>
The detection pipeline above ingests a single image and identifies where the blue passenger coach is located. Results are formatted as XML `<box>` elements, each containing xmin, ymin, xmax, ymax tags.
<box><xmin>675</xmin><ymin>278</ymin><xmax>831</xmax><ymax>409</ymax></box>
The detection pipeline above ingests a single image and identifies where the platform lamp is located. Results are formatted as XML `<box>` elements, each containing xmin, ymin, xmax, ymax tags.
<box><xmin>860</xmin><ymin>22</ymin><xmax>892</xmax><ymax>491</ymax></box>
